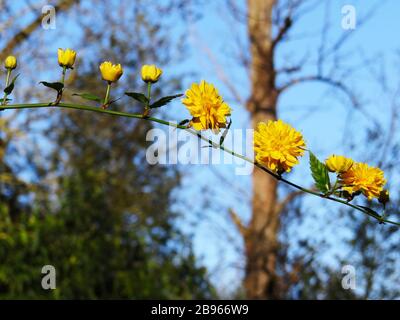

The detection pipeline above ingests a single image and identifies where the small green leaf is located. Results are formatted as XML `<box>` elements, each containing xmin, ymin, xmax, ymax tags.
<box><xmin>0</xmin><ymin>98</ymin><xmax>11</xmax><ymax>103</ymax></box>
<box><xmin>40</xmin><ymin>81</ymin><xmax>64</xmax><ymax>93</ymax></box>
<box><xmin>357</xmin><ymin>206</ymin><xmax>382</xmax><ymax>220</ymax></box>
<box><xmin>125</xmin><ymin>92</ymin><xmax>149</xmax><ymax>104</ymax></box>
<box><xmin>73</xmin><ymin>93</ymin><xmax>102</xmax><ymax>103</ymax></box>
<box><xmin>309</xmin><ymin>151</ymin><xmax>330</xmax><ymax>193</ymax></box>
<box><xmin>4</xmin><ymin>74</ymin><xmax>20</xmax><ymax>95</ymax></box>
<box><xmin>149</xmin><ymin>94</ymin><xmax>183</xmax><ymax>109</ymax></box>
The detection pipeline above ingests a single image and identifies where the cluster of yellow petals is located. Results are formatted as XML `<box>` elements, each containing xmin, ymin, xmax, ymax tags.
<box><xmin>182</xmin><ymin>80</ymin><xmax>231</xmax><ymax>132</ymax></box>
<box><xmin>339</xmin><ymin>162</ymin><xmax>386</xmax><ymax>200</ymax></box>
<box><xmin>325</xmin><ymin>155</ymin><xmax>354</xmax><ymax>173</ymax></box>
<box><xmin>253</xmin><ymin>120</ymin><xmax>306</xmax><ymax>173</ymax></box>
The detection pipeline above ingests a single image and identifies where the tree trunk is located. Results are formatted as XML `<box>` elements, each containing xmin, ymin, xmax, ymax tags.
<box><xmin>244</xmin><ymin>0</ymin><xmax>280</xmax><ymax>299</ymax></box>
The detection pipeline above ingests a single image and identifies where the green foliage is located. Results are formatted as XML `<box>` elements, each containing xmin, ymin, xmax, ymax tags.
<box><xmin>309</xmin><ymin>151</ymin><xmax>330</xmax><ymax>193</ymax></box>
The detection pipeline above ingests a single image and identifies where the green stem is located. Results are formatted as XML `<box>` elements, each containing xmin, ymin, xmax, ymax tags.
<box><xmin>2</xmin><ymin>69</ymin><xmax>11</xmax><ymax>105</ymax></box>
<box><xmin>327</xmin><ymin>178</ymin><xmax>339</xmax><ymax>196</ymax></box>
<box><xmin>144</xmin><ymin>82</ymin><xmax>152</xmax><ymax>113</ymax></box>
<box><xmin>147</xmin><ymin>82</ymin><xmax>152</xmax><ymax>105</ymax></box>
<box><xmin>1</xmin><ymin>102</ymin><xmax>400</xmax><ymax>227</ymax></box>
<box><xmin>104</xmin><ymin>82</ymin><xmax>111</xmax><ymax>105</ymax></box>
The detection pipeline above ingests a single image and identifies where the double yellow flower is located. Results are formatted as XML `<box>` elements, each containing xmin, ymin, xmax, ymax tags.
<box><xmin>253</xmin><ymin>120</ymin><xmax>306</xmax><ymax>173</ymax></box>
<box><xmin>325</xmin><ymin>154</ymin><xmax>386</xmax><ymax>200</ymax></box>
<box><xmin>181</xmin><ymin>80</ymin><xmax>231</xmax><ymax>132</ymax></box>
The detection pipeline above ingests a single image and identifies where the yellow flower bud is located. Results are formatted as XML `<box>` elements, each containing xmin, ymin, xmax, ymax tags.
<box><xmin>4</xmin><ymin>55</ymin><xmax>17</xmax><ymax>70</ymax></box>
<box><xmin>141</xmin><ymin>64</ymin><xmax>162</xmax><ymax>83</ymax></box>
<box><xmin>99</xmin><ymin>61</ymin><xmax>123</xmax><ymax>83</ymax></box>
<box><xmin>58</xmin><ymin>48</ymin><xmax>77</xmax><ymax>69</ymax></box>
<box><xmin>325</xmin><ymin>155</ymin><xmax>353</xmax><ymax>173</ymax></box>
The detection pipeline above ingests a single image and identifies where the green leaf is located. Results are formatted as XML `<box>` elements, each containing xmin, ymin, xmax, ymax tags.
<box><xmin>309</xmin><ymin>151</ymin><xmax>330</xmax><ymax>193</ymax></box>
<box><xmin>220</xmin><ymin>119</ymin><xmax>232</xmax><ymax>146</ymax></box>
<box><xmin>40</xmin><ymin>81</ymin><xmax>64</xmax><ymax>93</ymax></box>
<box><xmin>0</xmin><ymin>98</ymin><xmax>11</xmax><ymax>103</ymax></box>
<box><xmin>73</xmin><ymin>93</ymin><xmax>102</xmax><ymax>103</ymax></box>
<box><xmin>149</xmin><ymin>94</ymin><xmax>183</xmax><ymax>109</ymax></box>
<box><xmin>125</xmin><ymin>92</ymin><xmax>149</xmax><ymax>104</ymax></box>
<box><xmin>357</xmin><ymin>206</ymin><xmax>382</xmax><ymax>220</ymax></box>
<box><xmin>4</xmin><ymin>74</ymin><xmax>19</xmax><ymax>95</ymax></box>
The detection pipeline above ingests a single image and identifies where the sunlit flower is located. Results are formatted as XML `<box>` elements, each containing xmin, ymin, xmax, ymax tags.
<box><xmin>141</xmin><ymin>64</ymin><xmax>162</xmax><ymax>83</ymax></box>
<box><xmin>340</xmin><ymin>162</ymin><xmax>386</xmax><ymax>200</ymax></box>
<box><xmin>325</xmin><ymin>155</ymin><xmax>353</xmax><ymax>173</ymax></box>
<box><xmin>4</xmin><ymin>55</ymin><xmax>17</xmax><ymax>70</ymax></box>
<box><xmin>182</xmin><ymin>80</ymin><xmax>231</xmax><ymax>132</ymax></box>
<box><xmin>99</xmin><ymin>61</ymin><xmax>123</xmax><ymax>83</ymax></box>
<box><xmin>58</xmin><ymin>48</ymin><xmax>76</xmax><ymax>69</ymax></box>
<box><xmin>254</xmin><ymin>119</ymin><xmax>306</xmax><ymax>173</ymax></box>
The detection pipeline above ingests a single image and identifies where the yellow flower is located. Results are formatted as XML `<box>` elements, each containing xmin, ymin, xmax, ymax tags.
<box><xmin>141</xmin><ymin>64</ymin><xmax>162</xmax><ymax>83</ymax></box>
<box><xmin>58</xmin><ymin>48</ymin><xmax>76</xmax><ymax>69</ymax></box>
<box><xmin>339</xmin><ymin>162</ymin><xmax>386</xmax><ymax>200</ymax></box>
<box><xmin>4</xmin><ymin>55</ymin><xmax>17</xmax><ymax>70</ymax></box>
<box><xmin>182</xmin><ymin>80</ymin><xmax>231</xmax><ymax>132</ymax></box>
<box><xmin>325</xmin><ymin>155</ymin><xmax>353</xmax><ymax>173</ymax></box>
<box><xmin>99</xmin><ymin>61</ymin><xmax>123</xmax><ymax>83</ymax></box>
<box><xmin>254</xmin><ymin>120</ymin><xmax>306</xmax><ymax>173</ymax></box>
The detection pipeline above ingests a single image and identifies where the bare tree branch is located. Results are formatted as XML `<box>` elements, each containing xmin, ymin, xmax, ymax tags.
<box><xmin>229</xmin><ymin>208</ymin><xmax>248</xmax><ymax>238</ymax></box>
<box><xmin>278</xmin><ymin>74</ymin><xmax>358</xmax><ymax>106</ymax></box>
